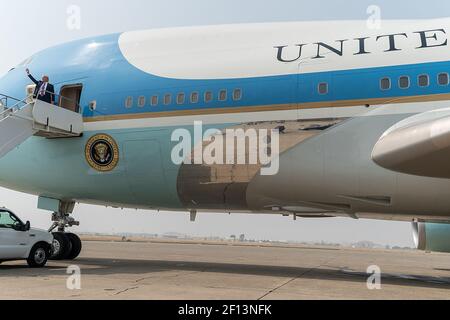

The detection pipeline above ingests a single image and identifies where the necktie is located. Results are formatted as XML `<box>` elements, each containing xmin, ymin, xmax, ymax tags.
<box><xmin>38</xmin><ymin>82</ymin><xmax>48</xmax><ymax>97</ymax></box>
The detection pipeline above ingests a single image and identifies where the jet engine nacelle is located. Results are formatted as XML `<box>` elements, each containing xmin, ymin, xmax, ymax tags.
<box><xmin>412</xmin><ymin>222</ymin><xmax>450</xmax><ymax>253</ymax></box>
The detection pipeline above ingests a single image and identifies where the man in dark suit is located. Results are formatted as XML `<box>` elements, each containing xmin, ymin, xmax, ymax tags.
<box><xmin>26</xmin><ymin>68</ymin><xmax>55</xmax><ymax>104</ymax></box>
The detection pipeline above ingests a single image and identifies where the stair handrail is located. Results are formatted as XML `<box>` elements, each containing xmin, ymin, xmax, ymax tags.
<box><xmin>1</xmin><ymin>90</ymin><xmax>82</xmax><ymax>116</ymax></box>
<box><xmin>0</xmin><ymin>94</ymin><xmax>33</xmax><ymax>119</ymax></box>
<box><xmin>0</xmin><ymin>93</ymin><xmax>24</xmax><ymax>104</ymax></box>
<box><xmin>0</xmin><ymin>93</ymin><xmax>24</xmax><ymax>109</ymax></box>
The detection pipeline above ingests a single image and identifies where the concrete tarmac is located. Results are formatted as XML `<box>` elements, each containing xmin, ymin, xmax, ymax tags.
<box><xmin>0</xmin><ymin>239</ymin><xmax>449</xmax><ymax>300</ymax></box>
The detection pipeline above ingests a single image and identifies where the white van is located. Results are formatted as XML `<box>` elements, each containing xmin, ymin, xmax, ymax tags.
<box><xmin>0</xmin><ymin>208</ymin><xmax>53</xmax><ymax>268</ymax></box>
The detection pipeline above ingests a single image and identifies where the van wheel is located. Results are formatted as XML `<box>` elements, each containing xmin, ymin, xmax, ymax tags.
<box><xmin>27</xmin><ymin>243</ymin><xmax>49</xmax><ymax>268</ymax></box>
<box><xmin>51</xmin><ymin>232</ymin><xmax>72</xmax><ymax>260</ymax></box>
<box><xmin>66</xmin><ymin>233</ymin><xmax>82</xmax><ymax>260</ymax></box>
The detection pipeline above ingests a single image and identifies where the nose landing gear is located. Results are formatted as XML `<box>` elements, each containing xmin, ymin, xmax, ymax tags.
<box><xmin>50</xmin><ymin>232</ymin><xmax>82</xmax><ymax>260</ymax></box>
<box><xmin>45</xmin><ymin>200</ymin><xmax>83</xmax><ymax>261</ymax></box>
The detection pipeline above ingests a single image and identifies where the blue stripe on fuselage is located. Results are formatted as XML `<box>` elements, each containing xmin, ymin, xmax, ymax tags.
<box><xmin>1</xmin><ymin>33</ymin><xmax>450</xmax><ymax>119</ymax></box>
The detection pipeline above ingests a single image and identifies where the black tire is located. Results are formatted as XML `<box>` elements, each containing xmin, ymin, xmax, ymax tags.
<box><xmin>51</xmin><ymin>232</ymin><xmax>72</xmax><ymax>260</ymax></box>
<box><xmin>27</xmin><ymin>243</ymin><xmax>50</xmax><ymax>268</ymax></box>
<box><xmin>66</xmin><ymin>233</ymin><xmax>82</xmax><ymax>260</ymax></box>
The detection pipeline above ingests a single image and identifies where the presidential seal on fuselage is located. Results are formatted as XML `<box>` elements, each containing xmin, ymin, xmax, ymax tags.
<box><xmin>85</xmin><ymin>134</ymin><xmax>119</xmax><ymax>172</ymax></box>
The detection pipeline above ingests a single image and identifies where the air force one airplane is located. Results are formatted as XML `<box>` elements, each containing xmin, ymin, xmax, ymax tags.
<box><xmin>1</xmin><ymin>18</ymin><xmax>450</xmax><ymax>259</ymax></box>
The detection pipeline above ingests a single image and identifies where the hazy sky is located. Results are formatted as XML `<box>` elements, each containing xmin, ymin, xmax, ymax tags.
<box><xmin>1</xmin><ymin>0</ymin><xmax>448</xmax><ymax>247</ymax></box>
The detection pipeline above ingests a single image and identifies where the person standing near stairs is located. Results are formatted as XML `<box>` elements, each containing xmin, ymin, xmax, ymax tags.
<box><xmin>26</xmin><ymin>68</ymin><xmax>55</xmax><ymax>105</ymax></box>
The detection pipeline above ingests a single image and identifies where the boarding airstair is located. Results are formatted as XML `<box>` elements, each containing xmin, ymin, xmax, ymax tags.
<box><xmin>0</xmin><ymin>94</ymin><xmax>83</xmax><ymax>159</ymax></box>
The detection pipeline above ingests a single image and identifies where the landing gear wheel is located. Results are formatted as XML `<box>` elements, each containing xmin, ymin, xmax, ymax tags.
<box><xmin>66</xmin><ymin>233</ymin><xmax>82</xmax><ymax>260</ymax></box>
<box><xmin>27</xmin><ymin>243</ymin><xmax>50</xmax><ymax>268</ymax></box>
<box><xmin>51</xmin><ymin>232</ymin><xmax>72</xmax><ymax>260</ymax></box>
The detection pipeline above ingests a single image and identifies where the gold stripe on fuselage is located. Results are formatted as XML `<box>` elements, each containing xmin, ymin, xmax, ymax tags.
<box><xmin>83</xmin><ymin>93</ymin><xmax>450</xmax><ymax>122</ymax></box>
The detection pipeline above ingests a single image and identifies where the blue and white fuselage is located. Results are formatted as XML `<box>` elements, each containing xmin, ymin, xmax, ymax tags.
<box><xmin>2</xmin><ymin>19</ymin><xmax>450</xmax><ymax>231</ymax></box>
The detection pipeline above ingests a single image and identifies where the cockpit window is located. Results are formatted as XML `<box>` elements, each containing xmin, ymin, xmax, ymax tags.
<box><xmin>17</xmin><ymin>56</ymin><xmax>34</xmax><ymax>67</ymax></box>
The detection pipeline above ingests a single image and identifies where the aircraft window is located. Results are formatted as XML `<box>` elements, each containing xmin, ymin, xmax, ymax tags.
<box><xmin>380</xmin><ymin>78</ymin><xmax>391</xmax><ymax>90</ymax></box>
<box><xmin>151</xmin><ymin>95</ymin><xmax>159</xmax><ymax>106</ymax></box>
<box><xmin>399</xmin><ymin>76</ymin><xmax>410</xmax><ymax>89</ymax></box>
<box><xmin>138</xmin><ymin>96</ymin><xmax>146</xmax><ymax>108</ymax></box>
<box><xmin>318</xmin><ymin>83</ymin><xmax>328</xmax><ymax>95</ymax></box>
<box><xmin>205</xmin><ymin>91</ymin><xmax>213</xmax><ymax>103</ymax></box>
<box><xmin>164</xmin><ymin>94</ymin><xmax>172</xmax><ymax>105</ymax></box>
<box><xmin>177</xmin><ymin>93</ymin><xmax>186</xmax><ymax>105</ymax></box>
<box><xmin>191</xmin><ymin>92</ymin><xmax>199</xmax><ymax>104</ymax></box>
<box><xmin>233</xmin><ymin>89</ymin><xmax>242</xmax><ymax>101</ymax></box>
<box><xmin>125</xmin><ymin>96</ymin><xmax>133</xmax><ymax>108</ymax></box>
<box><xmin>219</xmin><ymin>90</ymin><xmax>227</xmax><ymax>101</ymax></box>
<box><xmin>418</xmin><ymin>75</ymin><xmax>429</xmax><ymax>87</ymax></box>
<box><xmin>17</xmin><ymin>56</ymin><xmax>34</xmax><ymax>67</ymax></box>
<box><xmin>89</xmin><ymin>100</ymin><xmax>97</xmax><ymax>111</ymax></box>
<box><xmin>438</xmin><ymin>73</ymin><xmax>449</xmax><ymax>86</ymax></box>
